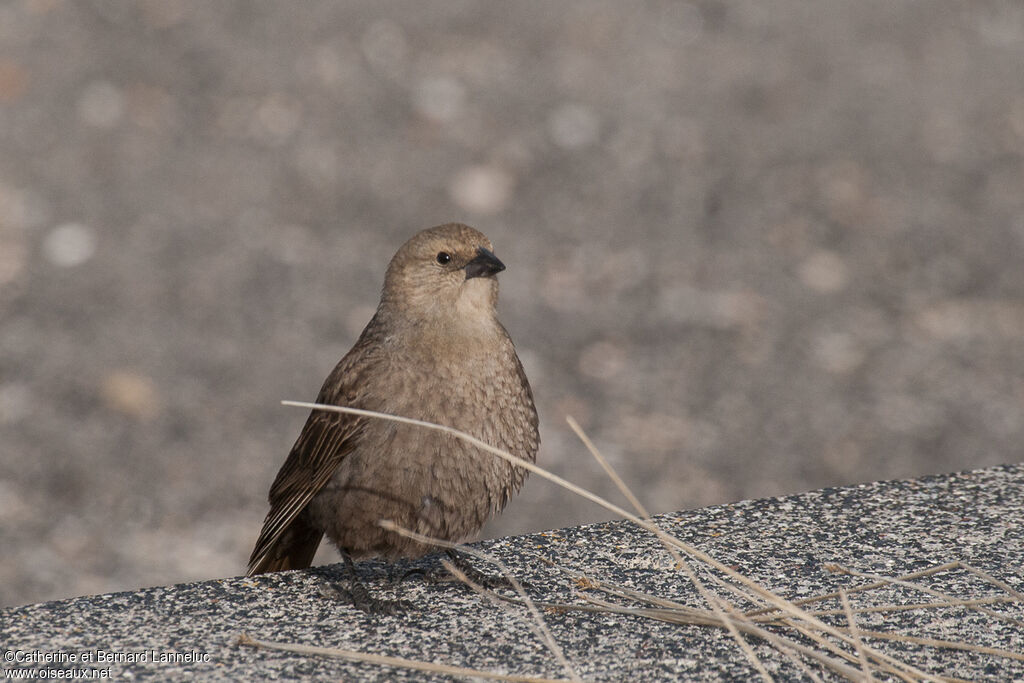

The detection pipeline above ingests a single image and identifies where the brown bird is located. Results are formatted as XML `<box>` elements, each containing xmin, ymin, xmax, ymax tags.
<box><xmin>248</xmin><ymin>223</ymin><xmax>539</xmax><ymax>592</ymax></box>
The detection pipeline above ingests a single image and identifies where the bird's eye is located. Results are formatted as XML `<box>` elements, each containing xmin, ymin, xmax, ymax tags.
<box><xmin>436</xmin><ymin>251</ymin><xmax>451</xmax><ymax>265</ymax></box>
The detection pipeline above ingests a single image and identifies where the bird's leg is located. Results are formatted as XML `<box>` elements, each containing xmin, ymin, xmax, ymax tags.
<box><xmin>322</xmin><ymin>553</ymin><xmax>411</xmax><ymax>615</ymax></box>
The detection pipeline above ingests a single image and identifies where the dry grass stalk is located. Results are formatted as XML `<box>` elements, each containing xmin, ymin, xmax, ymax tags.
<box><xmin>839</xmin><ymin>588</ymin><xmax>873</xmax><ymax>682</ymax></box>
<box><xmin>236</xmin><ymin>633</ymin><xmax>572</xmax><ymax>682</ymax></box>
<box><xmin>778</xmin><ymin>596</ymin><xmax>1012</xmax><ymax>620</ymax></box>
<box><xmin>836</xmin><ymin>629</ymin><xmax>1024</xmax><ymax>662</ymax></box>
<box><xmin>746</xmin><ymin>562</ymin><xmax>961</xmax><ymax>618</ymax></box>
<box><xmin>960</xmin><ymin>562</ymin><xmax>1024</xmax><ymax>602</ymax></box>
<box><xmin>573</xmin><ymin>591</ymin><xmax>870</xmax><ymax>680</ymax></box>
<box><xmin>830</xmin><ymin>563</ymin><xmax>1024</xmax><ymax>629</ymax></box>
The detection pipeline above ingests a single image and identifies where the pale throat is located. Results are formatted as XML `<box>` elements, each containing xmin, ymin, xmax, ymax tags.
<box><xmin>408</xmin><ymin>279</ymin><xmax>501</xmax><ymax>353</ymax></box>
<box><xmin>455</xmin><ymin>277</ymin><xmax>499</xmax><ymax>319</ymax></box>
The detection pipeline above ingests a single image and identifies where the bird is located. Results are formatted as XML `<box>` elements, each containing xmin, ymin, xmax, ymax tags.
<box><xmin>248</xmin><ymin>223</ymin><xmax>539</xmax><ymax>599</ymax></box>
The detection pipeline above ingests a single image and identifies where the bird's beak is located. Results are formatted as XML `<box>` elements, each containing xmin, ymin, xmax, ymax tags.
<box><xmin>464</xmin><ymin>247</ymin><xmax>506</xmax><ymax>280</ymax></box>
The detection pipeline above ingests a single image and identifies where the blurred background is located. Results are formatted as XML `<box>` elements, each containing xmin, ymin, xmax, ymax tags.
<box><xmin>2</xmin><ymin>0</ymin><xmax>1023</xmax><ymax>607</ymax></box>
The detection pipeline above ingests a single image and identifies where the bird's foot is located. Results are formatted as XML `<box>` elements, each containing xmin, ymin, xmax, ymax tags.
<box><xmin>320</xmin><ymin>581</ymin><xmax>412</xmax><ymax>615</ymax></box>
<box><xmin>421</xmin><ymin>549</ymin><xmax>532</xmax><ymax>592</ymax></box>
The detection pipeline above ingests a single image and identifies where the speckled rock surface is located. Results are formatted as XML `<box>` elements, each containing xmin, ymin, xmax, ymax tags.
<box><xmin>3</xmin><ymin>464</ymin><xmax>1022</xmax><ymax>681</ymax></box>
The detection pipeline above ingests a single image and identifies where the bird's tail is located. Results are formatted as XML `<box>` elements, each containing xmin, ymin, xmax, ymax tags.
<box><xmin>247</xmin><ymin>515</ymin><xmax>324</xmax><ymax>576</ymax></box>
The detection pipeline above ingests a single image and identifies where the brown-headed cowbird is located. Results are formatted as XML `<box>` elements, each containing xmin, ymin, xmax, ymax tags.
<box><xmin>248</xmin><ymin>223</ymin><xmax>539</xmax><ymax>584</ymax></box>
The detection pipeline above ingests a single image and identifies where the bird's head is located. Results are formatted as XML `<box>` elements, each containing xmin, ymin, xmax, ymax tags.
<box><xmin>381</xmin><ymin>223</ymin><xmax>506</xmax><ymax>328</ymax></box>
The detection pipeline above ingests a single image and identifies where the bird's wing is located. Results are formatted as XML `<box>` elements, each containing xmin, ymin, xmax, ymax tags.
<box><xmin>247</xmin><ymin>347</ymin><xmax>377</xmax><ymax>575</ymax></box>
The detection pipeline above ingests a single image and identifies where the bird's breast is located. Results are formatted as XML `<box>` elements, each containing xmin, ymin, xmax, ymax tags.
<box><xmin>316</xmin><ymin>330</ymin><xmax>537</xmax><ymax>554</ymax></box>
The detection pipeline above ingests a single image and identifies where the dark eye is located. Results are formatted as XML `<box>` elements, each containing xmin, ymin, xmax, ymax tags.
<box><xmin>435</xmin><ymin>251</ymin><xmax>451</xmax><ymax>265</ymax></box>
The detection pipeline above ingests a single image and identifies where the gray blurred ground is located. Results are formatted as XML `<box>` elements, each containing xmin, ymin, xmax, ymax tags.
<box><xmin>1</xmin><ymin>1</ymin><xmax>1022</xmax><ymax>608</ymax></box>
